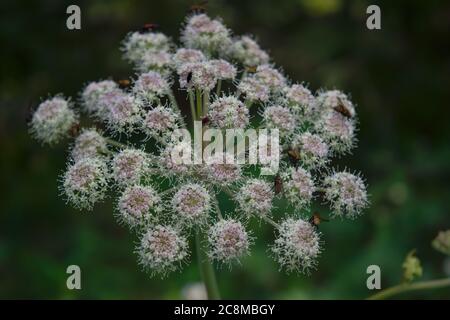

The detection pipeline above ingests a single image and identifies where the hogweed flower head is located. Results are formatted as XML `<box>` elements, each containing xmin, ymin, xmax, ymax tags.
<box><xmin>63</xmin><ymin>158</ymin><xmax>109</xmax><ymax>210</ymax></box>
<box><xmin>208</xmin><ymin>219</ymin><xmax>251</xmax><ymax>264</ymax></box>
<box><xmin>31</xmin><ymin>12</ymin><xmax>370</xmax><ymax>278</ymax></box>
<box><xmin>236</xmin><ymin>179</ymin><xmax>274</xmax><ymax>217</ymax></box>
<box><xmin>272</xmin><ymin>218</ymin><xmax>321</xmax><ymax>274</ymax></box>
<box><xmin>171</xmin><ymin>183</ymin><xmax>211</xmax><ymax>227</ymax></box>
<box><xmin>323</xmin><ymin>171</ymin><xmax>369</xmax><ymax>219</ymax></box>
<box><xmin>117</xmin><ymin>185</ymin><xmax>161</xmax><ymax>228</ymax></box>
<box><xmin>281</xmin><ymin>167</ymin><xmax>315</xmax><ymax>210</ymax></box>
<box><xmin>138</xmin><ymin>225</ymin><xmax>188</xmax><ymax>276</ymax></box>
<box><xmin>71</xmin><ymin>128</ymin><xmax>108</xmax><ymax>161</ymax></box>
<box><xmin>112</xmin><ymin>148</ymin><xmax>149</xmax><ymax>186</ymax></box>
<box><xmin>208</xmin><ymin>95</ymin><xmax>249</xmax><ymax>129</ymax></box>
<box><xmin>30</xmin><ymin>96</ymin><xmax>78</xmax><ymax>145</ymax></box>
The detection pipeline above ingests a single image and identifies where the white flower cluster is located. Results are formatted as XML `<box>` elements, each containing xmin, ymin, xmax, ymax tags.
<box><xmin>30</xmin><ymin>12</ymin><xmax>369</xmax><ymax>277</ymax></box>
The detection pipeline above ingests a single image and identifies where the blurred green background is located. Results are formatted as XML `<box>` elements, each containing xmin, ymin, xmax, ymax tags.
<box><xmin>1</xmin><ymin>0</ymin><xmax>449</xmax><ymax>299</ymax></box>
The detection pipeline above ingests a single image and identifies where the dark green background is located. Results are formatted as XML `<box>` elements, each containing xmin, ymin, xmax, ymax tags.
<box><xmin>1</xmin><ymin>0</ymin><xmax>449</xmax><ymax>299</ymax></box>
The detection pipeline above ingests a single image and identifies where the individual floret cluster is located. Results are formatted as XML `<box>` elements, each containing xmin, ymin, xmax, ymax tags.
<box><xmin>29</xmin><ymin>12</ymin><xmax>369</xmax><ymax>277</ymax></box>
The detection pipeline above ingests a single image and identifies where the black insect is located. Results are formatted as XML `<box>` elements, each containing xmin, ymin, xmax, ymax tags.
<box><xmin>186</xmin><ymin>72</ymin><xmax>193</xmax><ymax>84</ymax></box>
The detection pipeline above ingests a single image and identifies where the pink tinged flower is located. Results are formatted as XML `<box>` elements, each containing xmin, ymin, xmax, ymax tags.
<box><xmin>236</xmin><ymin>179</ymin><xmax>274</xmax><ymax>217</ymax></box>
<box><xmin>318</xmin><ymin>110</ymin><xmax>356</xmax><ymax>154</ymax></box>
<box><xmin>271</xmin><ymin>218</ymin><xmax>321</xmax><ymax>274</ymax></box>
<box><xmin>230</xmin><ymin>35</ymin><xmax>269</xmax><ymax>67</ymax></box>
<box><xmin>284</xmin><ymin>84</ymin><xmax>316</xmax><ymax>114</ymax></box>
<box><xmin>138</xmin><ymin>225</ymin><xmax>189</xmax><ymax>276</ymax></box>
<box><xmin>208</xmin><ymin>96</ymin><xmax>249</xmax><ymax>129</ymax></box>
<box><xmin>209</xmin><ymin>59</ymin><xmax>237</xmax><ymax>80</ymax></box>
<box><xmin>255</xmin><ymin>64</ymin><xmax>286</xmax><ymax>91</ymax></box>
<box><xmin>133</xmin><ymin>71</ymin><xmax>170</xmax><ymax>100</ymax></box>
<box><xmin>178</xmin><ymin>61</ymin><xmax>217</xmax><ymax>90</ymax></box>
<box><xmin>97</xmin><ymin>90</ymin><xmax>142</xmax><ymax>132</ymax></box>
<box><xmin>63</xmin><ymin>158</ymin><xmax>109</xmax><ymax>210</ymax></box>
<box><xmin>112</xmin><ymin>148</ymin><xmax>148</xmax><ymax>186</ymax></box>
<box><xmin>139</xmin><ymin>50</ymin><xmax>173</xmax><ymax>72</ymax></box>
<box><xmin>173</xmin><ymin>48</ymin><xmax>205</xmax><ymax>67</ymax></box>
<box><xmin>118</xmin><ymin>185</ymin><xmax>160</xmax><ymax>228</ymax></box>
<box><xmin>323</xmin><ymin>171</ymin><xmax>369</xmax><ymax>219</ymax></box>
<box><xmin>171</xmin><ymin>183</ymin><xmax>211</xmax><ymax>226</ymax></box>
<box><xmin>30</xmin><ymin>96</ymin><xmax>78</xmax><ymax>145</ymax></box>
<box><xmin>81</xmin><ymin>80</ymin><xmax>118</xmax><ymax>114</ymax></box>
<box><xmin>181</xmin><ymin>14</ymin><xmax>232</xmax><ymax>53</ymax></box>
<box><xmin>207</xmin><ymin>219</ymin><xmax>251</xmax><ymax>263</ymax></box>
<box><xmin>237</xmin><ymin>76</ymin><xmax>270</xmax><ymax>102</ymax></box>
<box><xmin>263</xmin><ymin>105</ymin><xmax>297</xmax><ymax>135</ymax></box>
<box><xmin>205</xmin><ymin>164</ymin><xmax>242</xmax><ymax>186</ymax></box>
<box><xmin>122</xmin><ymin>31</ymin><xmax>172</xmax><ymax>63</ymax></box>
<box><xmin>291</xmin><ymin>132</ymin><xmax>329</xmax><ymax>169</ymax></box>
<box><xmin>282</xmin><ymin>167</ymin><xmax>315</xmax><ymax>209</ymax></box>
<box><xmin>143</xmin><ymin>106</ymin><xmax>179</xmax><ymax>137</ymax></box>
<box><xmin>317</xmin><ymin>90</ymin><xmax>356</xmax><ymax>118</ymax></box>
<box><xmin>71</xmin><ymin>128</ymin><xmax>108</xmax><ymax>162</ymax></box>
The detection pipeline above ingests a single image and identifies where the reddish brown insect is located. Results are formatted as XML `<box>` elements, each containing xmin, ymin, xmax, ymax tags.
<box><xmin>190</xmin><ymin>1</ymin><xmax>208</xmax><ymax>13</ymax></box>
<box><xmin>69</xmin><ymin>123</ymin><xmax>80</xmax><ymax>137</ymax></box>
<box><xmin>333</xmin><ymin>96</ymin><xmax>352</xmax><ymax>118</ymax></box>
<box><xmin>309</xmin><ymin>212</ymin><xmax>329</xmax><ymax>228</ymax></box>
<box><xmin>245</xmin><ymin>66</ymin><xmax>257</xmax><ymax>73</ymax></box>
<box><xmin>139</xmin><ymin>23</ymin><xmax>159</xmax><ymax>34</ymax></box>
<box><xmin>201</xmin><ymin>116</ymin><xmax>210</xmax><ymax>125</ymax></box>
<box><xmin>274</xmin><ymin>174</ymin><xmax>283</xmax><ymax>194</ymax></box>
<box><xmin>117</xmin><ymin>79</ymin><xmax>131</xmax><ymax>89</ymax></box>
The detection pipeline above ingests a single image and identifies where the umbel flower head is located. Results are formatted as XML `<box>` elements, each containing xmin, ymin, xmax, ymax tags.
<box><xmin>30</xmin><ymin>96</ymin><xmax>78</xmax><ymax>145</ymax></box>
<box><xmin>30</xmin><ymin>12</ymin><xmax>369</xmax><ymax>278</ymax></box>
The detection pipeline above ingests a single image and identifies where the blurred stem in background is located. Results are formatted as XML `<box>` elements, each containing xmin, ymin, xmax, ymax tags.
<box><xmin>367</xmin><ymin>278</ymin><xmax>450</xmax><ymax>300</ymax></box>
<box><xmin>195</xmin><ymin>230</ymin><xmax>221</xmax><ymax>300</ymax></box>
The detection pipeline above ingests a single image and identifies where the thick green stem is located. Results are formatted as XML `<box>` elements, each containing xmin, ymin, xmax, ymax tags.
<box><xmin>195</xmin><ymin>230</ymin><xmax>221</xmax><ymax>300</ymax></box>
<box><xmin>216</xmin><ymin>79</ymin><xmax>222</xmax><ymax>96</ymax></box>
<box><xmin>188</xmin><ymin>90</ymin><xmax>196</xmax><ymax>124</ymax></box>
<box><xmin>196</xmin><ymin>89</ymin><xmax>203</xmax><ymax>118</ymax></box>
<box><xmin>367</xmin><ymin>277</ymin><xmax>450</xmax><ymax>300</ymax></box>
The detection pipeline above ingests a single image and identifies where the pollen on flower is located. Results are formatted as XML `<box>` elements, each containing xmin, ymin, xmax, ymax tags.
<box><xmin>112</xmin><ymin>148</ymin><xmax>148</xmax><ymax>186</ymax></box>
<box><xmin>208</xmin><ymin>95</ymin><xmax>249</xmax><ymax>129</ymax></box>
<box><xmin>62</xmin><ymin>158</ymin><xmax>109</xmax><ymax>210</ymax></box>
<box><xmin>137</xmin><ymin>225</ymin><xmax>188</xmax><ymax>276</ymax></box>
<box><xmin>171</xmin><ymin>183</ymin><xmax>211</xmax><ymax>226</ymax></box>
<box><xmin>236</xmin><ymin>179</ymin><xmax>274</xmax><ymax>217</ymax></box>
<box><xmin>323</xmin><ymin>171</ymin><xmax>369</xmax><ymax>219</ymax></box>
<box><xmin>271</xmin><ymin>218</ymin><xmax>321</xmax><ymax>274</ymax></box>
<box><xmin>117</xmin><ymin>184</ymin><xmax>161</xmax><ymax>228</ymax></box>
<box><xmin>207</xmin><ymin>219</ymin><xmax>251</xmax><ymax>264</ymax></box>
<box><xmin>30</xmin><ymin>96</ymin><xmax>78</xmax><ymax>145</ymax></box>
<box><xmin>281</xmin><ymin>167</ymin><xmax>315</xmax><ymax>209</ymax></box>
<box><xmin>71</xmin><ymin>128</ymin><xmax>108</xmax><ymax>162</ymax></box>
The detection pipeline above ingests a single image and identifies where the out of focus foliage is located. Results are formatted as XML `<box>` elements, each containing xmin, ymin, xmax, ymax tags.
<box><xmin>0</xmin><ymin>0</ymin><xmax>449</xmax><ymax>299</ymax></box>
